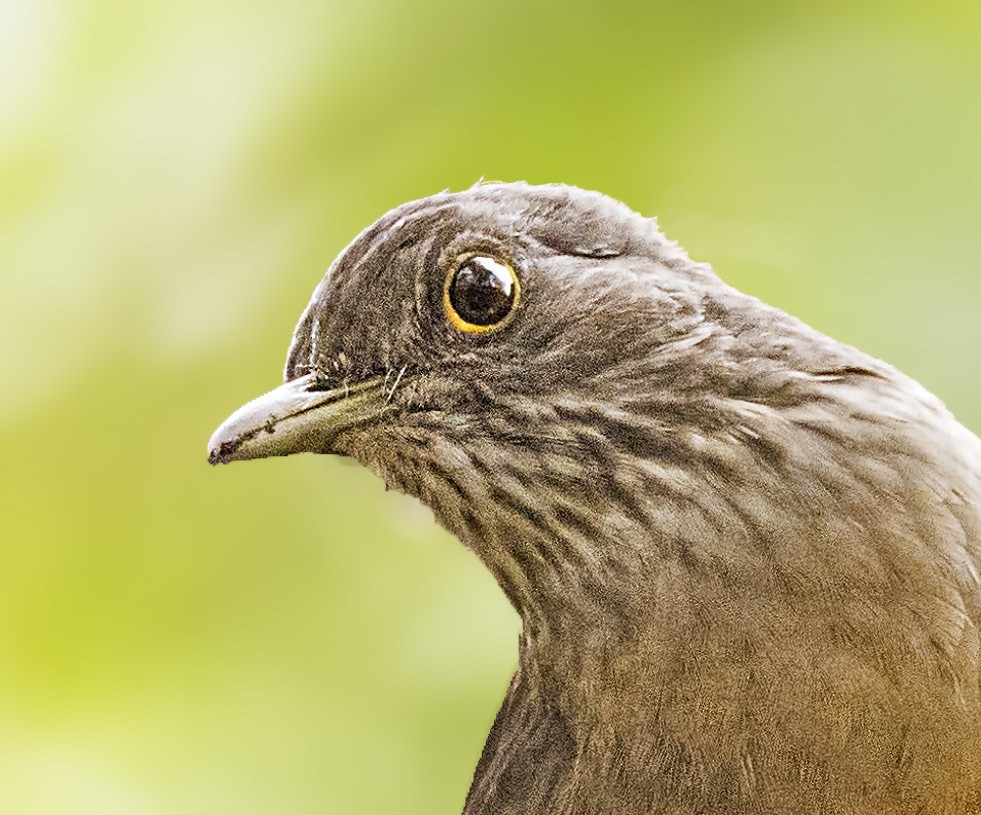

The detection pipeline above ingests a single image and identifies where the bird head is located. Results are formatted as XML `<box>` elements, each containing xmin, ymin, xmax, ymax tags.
<box><xmin>208</xmin><ymin>182</ymin><xmax>726</xmax><ymax>459</ymax></box>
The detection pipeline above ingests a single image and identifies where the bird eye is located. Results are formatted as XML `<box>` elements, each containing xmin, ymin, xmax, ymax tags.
<box><xmin>444</xmin><ymin>255</ymin><xmax>520</xmax><ymax>332</ymax></box>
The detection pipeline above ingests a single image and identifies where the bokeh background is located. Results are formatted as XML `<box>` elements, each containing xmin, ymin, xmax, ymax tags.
<box><xmin>2</xmin><ymin>1</ymin><xmax>979</xmax><ymax>812</ymax></box>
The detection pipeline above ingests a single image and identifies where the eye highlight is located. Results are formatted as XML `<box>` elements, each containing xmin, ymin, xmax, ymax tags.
<box><xmin>444</xmin><ymin>255</ymin><xmax>520</xmax><ymax>333</ymax></box>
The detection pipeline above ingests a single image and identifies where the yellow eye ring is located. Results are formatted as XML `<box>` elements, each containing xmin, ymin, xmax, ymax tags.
<box><xmin>443</xmin><ymin>255</ymin><xmax>521</xmax><ymax>333</ymax></box>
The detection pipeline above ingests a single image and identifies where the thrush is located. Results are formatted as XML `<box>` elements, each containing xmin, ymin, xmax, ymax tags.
<box><xmin>208</xmin><ymin>183</ymin><xmax>981</xmax><ymax>814</ymax></box>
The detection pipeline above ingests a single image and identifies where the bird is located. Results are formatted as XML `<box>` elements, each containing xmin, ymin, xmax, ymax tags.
<box><xmin>208</xmin><ymin>182</ymin><xmax>981</xmax><ymax>814</ymax></box>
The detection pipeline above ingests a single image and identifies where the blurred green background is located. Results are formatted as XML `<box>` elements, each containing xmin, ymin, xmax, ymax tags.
<box><xmin>1</xmin><ymin>1</ymin><xmax>978</xmax><ymax>812</ymax></box>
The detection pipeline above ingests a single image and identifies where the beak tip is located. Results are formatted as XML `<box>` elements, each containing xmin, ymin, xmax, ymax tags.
<box><xmin>207</xmin><ymin>425</ymin><xmax>243</xmax><ymax>466</ymax></box>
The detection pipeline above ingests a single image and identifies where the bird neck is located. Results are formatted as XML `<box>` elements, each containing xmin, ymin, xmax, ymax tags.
<box><xmin>452</xmin><ymin>486</ymin><xmax>668</xmax><ymax>657</ymax></box>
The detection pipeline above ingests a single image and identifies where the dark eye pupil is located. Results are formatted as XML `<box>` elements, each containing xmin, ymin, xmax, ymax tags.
<box><xmin>449</xmin><ymin>257</ymin><xmax>516</xmax><ymax>326</ymax></box>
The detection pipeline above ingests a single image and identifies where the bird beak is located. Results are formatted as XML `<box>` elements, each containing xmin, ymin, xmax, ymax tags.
<box><xmin>207</xmin><ymin>373</ymin><xmax>390</xmax><ymax>465</ymax></box>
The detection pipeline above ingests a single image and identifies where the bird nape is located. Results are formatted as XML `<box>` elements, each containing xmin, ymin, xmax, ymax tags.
<box><xmin>208</xmin><ymin>183</ymin><xmax>981</xmax><ymax>815</ymax></box>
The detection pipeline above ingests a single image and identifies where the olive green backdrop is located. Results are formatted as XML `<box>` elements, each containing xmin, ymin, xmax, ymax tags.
<box><xmin>1</xmin><ymin>1</ymin><xmax>978</xmax><ymax>813</ymax></box>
